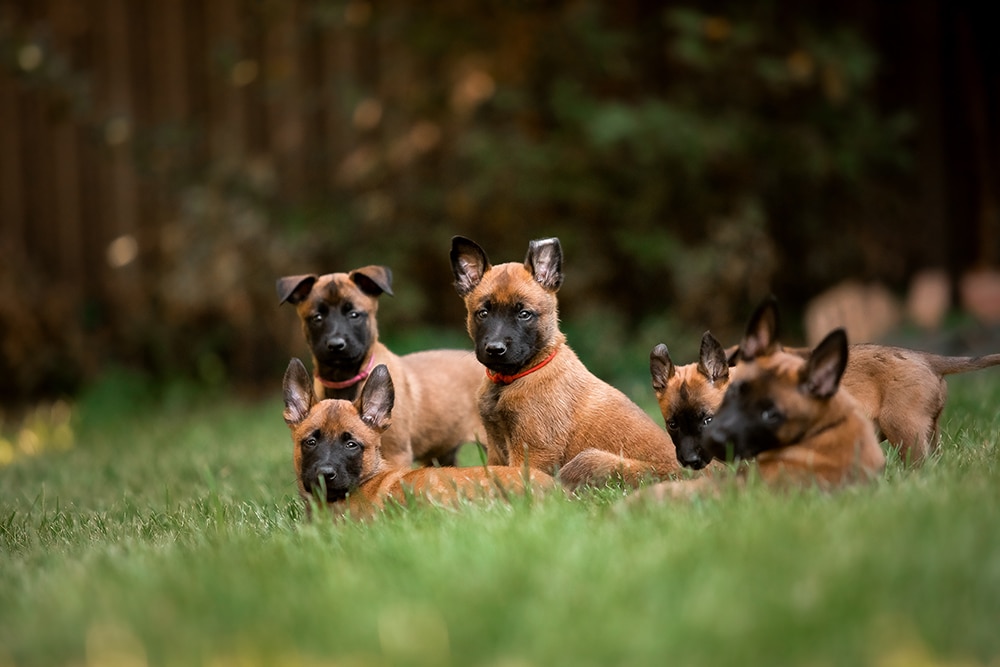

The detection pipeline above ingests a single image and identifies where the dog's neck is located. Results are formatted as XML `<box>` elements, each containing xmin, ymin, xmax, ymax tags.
<box><xmin>486</xmin><ymin>345</ymin><xmax>560</xmax><ymax>385</ymax></box>
<box><xmin>315</xmin><ymin>355</ymin><xmax>376</xmax><ymax>390</ymax></box>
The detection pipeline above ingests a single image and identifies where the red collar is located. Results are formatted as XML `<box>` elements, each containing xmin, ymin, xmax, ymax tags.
<box><xmin>316</xmin><ymin>356</ymin><xmax>376</xmax><ymax>390</ymax></box>
<box><xmin>486</xmin><ymin>348</ymin><xmax>559</xmax><ymax>385</ymax></box>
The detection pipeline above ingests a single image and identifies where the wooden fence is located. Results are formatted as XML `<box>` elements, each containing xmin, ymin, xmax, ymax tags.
<box><xmin>0</xmin><ymin>0</ymin><xmax>376</xmax><ymax>296</ymax></box>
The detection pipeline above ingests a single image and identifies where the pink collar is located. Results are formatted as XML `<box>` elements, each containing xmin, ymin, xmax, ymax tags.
<box><xmin>316</xmin><ymin>356</ymin><xmax>376</xmax><ymax>390</ymax></box>
<box><xmin>486</xmin><ymin>348</ymin><xmax>559</xmax><ymax>385</ymax></box>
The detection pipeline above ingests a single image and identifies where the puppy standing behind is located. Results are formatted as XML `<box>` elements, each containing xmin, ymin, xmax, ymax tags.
<box><xmin>283</xmin><ymin>359</ymin><xmax>554</xmax><ymax>521</ymax></box>
<box><xmin>650</xmin><ymin>298</ymin><xmax>1000</xmax><ymax>468</ymax></box>
<box><xmin>278</xmin><ymin>266</ymin><xmax>484</xmax><ymax>468</ymax></box>
<box><xmin>449</xmin><ymin>236</ymin><xmax>680</xmax><ymax>489</ymax></box>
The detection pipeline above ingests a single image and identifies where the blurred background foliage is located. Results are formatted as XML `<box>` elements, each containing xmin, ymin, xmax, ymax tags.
<box><xmin>0</xmin><ymin>0</ymin><xmax>995</xmax><ymax>404</ymax></box>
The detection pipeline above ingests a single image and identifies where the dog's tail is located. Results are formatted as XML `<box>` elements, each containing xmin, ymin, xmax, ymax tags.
<box><xmin>925</xmin><ymin>352</ymin><xmax>1000</xmax><ymax>377</ymax></box>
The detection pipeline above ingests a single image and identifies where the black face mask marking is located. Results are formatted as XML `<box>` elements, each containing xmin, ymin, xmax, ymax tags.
<box><xmin>307</xmin><ymin>299</ymin><xmax>373</xmax><ymax>371</ymax></box>
<box><xmin>702</xmin><ymin>378</ymin><xmax>787</xmax><ymax>462</ymax></box>
<box><xmin>472</xmin><ymin>299</ymin><xmax>545</xmax><ymax>375</ymax></box>
<box><xmin>666</xmin><ymin>401</ymin><xmax>716</xmax><ymax>470</ymax></box>
<box><xmin>299</xmin><ymin>430</ymin><xmax>366</xmax><ymax>502</ymax></box>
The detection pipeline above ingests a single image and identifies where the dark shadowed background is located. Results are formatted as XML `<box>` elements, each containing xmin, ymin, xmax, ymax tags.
<box><xmin>2</xmin><ymin>0</ymin><xmax>999</xmax><ymax>404</ymax></box>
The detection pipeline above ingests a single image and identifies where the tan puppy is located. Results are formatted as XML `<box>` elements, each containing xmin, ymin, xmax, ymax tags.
<box><xmin>633</xmin><ymin>309</ymin><xmax>885</xmax><ymax>503</ymax></box>
<box><xmin>449</xmin><ymin>236</ymin><xmax>680</xmax><ymax>489</ymax></box>
<box><xmin>650</xmin><ymin>298</ymin><xmax>1000</xmax><ymax>467</ymax></box>
<box><xmin>283</xmin><ymin>359</ymin><xmax>554</xmax><ymax>521</ymax></box>
<box><xmin>277</xmin><ymin>266</ymin><xmax>484</xmax><ymax>468</ymax></box>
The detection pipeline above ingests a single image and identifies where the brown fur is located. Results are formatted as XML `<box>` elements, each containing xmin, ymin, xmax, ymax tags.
<box><xmin>653</xmin><ymin>336</ymin><xmax>1000</xmax><ymax>466</ymax></box>
<box><xmin>718</xmin><ymin>344</ymin><xmax>885</xmax><ymax>488</ymax></box>
<box><xmin>450</xmin><ymin>236</ymin><xmax>680</xmax><ymax>489</ymax></box>
<box><xmin>278</xmin><ymin>268</ymin><xmax>484</xmax><ymax>468</ymax></box>
<box><xmin>283</xmin><ymin>359</ymin><xmax>554</xmax><ymax>521</ymax></box>
<box><xmin>825</xmin><ymin>344</ymin><xmax>1000</xmax><ymax>462</ymax></box>
<box><xmin>634</xmin><ymin>321</ymin><xmax>885</xmax><ymax>503</ymax></box>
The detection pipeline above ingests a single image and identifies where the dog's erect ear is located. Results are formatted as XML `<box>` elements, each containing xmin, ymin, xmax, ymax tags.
<box><xmin>357</xmin><ymin>364</ymin><xmax>395</xmax><ymax>431</ymax></box>
<box><xmin>283</xmin><ymin>358</ymin><xmax>316</xmax><ymax>426</ymax></box>
<box><xmin>740</xmin><ymin>295</ymin><xmax>780</xmax><ymax>361</ymax></box>
<box><xmin>649</xmin><ymin>344</ymin><xmax>676</xmax><ymax>392</ymax></box>
<box><xmin>801</xmin><ymin>328</ymin><xmax>848</xmax><ymax>399</ymax></box>
<box><xmin>350</xmin><ymin>265</ymin><xmax>394</xmax><ymax>297</ymax></box>
<box><xmin>697</xmin><ymin>331</ymin><xmax>730</xmax><ymax>384</ymax></box>
<box><xmin>277</xmin><ymin>275</ymin><xmax>318</xmax><ymax>305</ymax></box>
<box><xmin>450</xmin><ymin>236</ymin><xmax>491</xmax><ymax>297</ymax></box>
<box><xmin>524</xmin><ymin>237</ymin><xmax>563</xmax><ymax>292</ymax></box>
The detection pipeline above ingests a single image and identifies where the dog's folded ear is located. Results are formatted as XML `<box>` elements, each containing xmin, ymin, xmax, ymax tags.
<box><xmin>740</xmin><ymin>295</ymin><xmax>780</xmax><ymax>361</ymax></box>
<box><xmin>350</xmin><ymin>266</ymin><xmax>394</xmax><ymax>297</ymax></box>
<box><xmin>283</xmin><ymin>358</ymin><xmax>316</xmax><ymax>426</ymax></box>
<box><xmin>450</xmin><ymin>236</ymin><xmax>491</xmax><ymax>297</ymax></box>
<box><xmin>524</xmin><ymin>237</ymin><xmax>563</xmax><ymax>292</ymax></box>
<box><xmin>801</xmin><ymin>328</ymin><xmax>849</xmax><ymax>399</ymax></box>
<box><xmin>697</xmin><ymin>331</ymin><xmax>729</xmax><ymax>384</ymax></box>
<box><xmin>277</xmin><ymin>275</ymin><xmax>318</xmax><ymax>305</ymax></box>
<box><xmin>649</xmin><ymin>344</ymin><xmax>676</xmax><ymax>392</ymax></box>
<box><xmin>357</xmin><ymin>364</ymin><xmax>395</xmax><ymax>431</ymax></box>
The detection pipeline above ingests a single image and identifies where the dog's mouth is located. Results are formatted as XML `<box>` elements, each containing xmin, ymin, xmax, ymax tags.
<box><xmin>303</xmin><ymin>473</ymin><xmax>350</xmax><ymax>503</ymax></box>
<box><xmin>314</xmin><ymin>348</ymin><xmax>367</xmax><ymax>371</ymax></box>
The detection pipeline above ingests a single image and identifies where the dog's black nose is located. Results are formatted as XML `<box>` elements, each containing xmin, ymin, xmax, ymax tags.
<box><xmin>485</xmin><ymin>341</ymin><xmax>507</xmax><ymax>357</ymax></box>
<box><xmin>680</xmin><ymin>453</ymin><xmax>708</xmax><ymax>470</ymax></box>
<box><xmin>327</xmin><ymin>337</ymin><xmax>347</xmax><ymax>352</ymax></box>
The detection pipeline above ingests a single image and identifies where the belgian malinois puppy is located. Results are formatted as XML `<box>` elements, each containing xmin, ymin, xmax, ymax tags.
<box><xmin>449</xmin><ymin>236</ymin><xmax>680</xmax><ymax>489</ymax></box>
<box><xmin>630</xmin><ymin>318</ymin><xmax>885</xmax><ymax>503</ymax></box>
<box><xmin>283</xmin><ymin>359</ymin><xmax>554</xmax><ymax>521</ymax></box>
<box><xmin>650</xmin><ymin>298</ymin><xmax>1000</xmax><ymax>467</ymax></box>
<box><xmin>277</xmin><ymin>266</ymin><xmax>484</xmax><ymax>468</ymax></box>
<box><xmin>649</xmin><ymin>331</ymin><xmax>734</xmax><ymax>470</ymax></box>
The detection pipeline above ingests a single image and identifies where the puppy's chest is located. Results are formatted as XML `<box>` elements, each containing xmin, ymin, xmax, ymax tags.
<box><xmin>479</xmin><ymin>386</ymin><xmax>519</xmax><ymax>431</ymax></box>
<box><xmin>480</xmin><ymin>380</ymin><xmax>575</xmax><ymax>436</ymax></box>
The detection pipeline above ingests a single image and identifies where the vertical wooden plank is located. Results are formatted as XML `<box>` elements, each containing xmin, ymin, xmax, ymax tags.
<box><xmin>145</xmin><ymin>0</ymin><xmax>188</xmax><ymax>229</ymax></box>
<box><xmin>100</xmin><ymin>0</ymin><xmax>139</xmax><ymax>242</ymax></box>
<box><xmin>321</xmin><ymin>10</ymin><xmax>356</xmax><ymax>193</ymax></box>
<box><xmin>147</xmin><ymin>0</ymin><xmax>189</xmax><ymax>123</ymax></box>
<box><xmin>0</xmin><ymin>65</ymin><xmax>25</xmax><ymax>256</ymax></box>
<box><xmin>183</xmin><ymin>0</ymin><xmax>209</xmax><ymax>167</ymax></box>
<box><xmin>204</xmin><ymin>0</ymin><xmax>248</xmax><ymax>162</ymax></box>
<box><xmin>48</xmin><ymin>0</ymin><xmax>84</xmax><ymax>286</ymax></box>
<box><xmin>265</xmin><ymin>1</ymin><xmax>304</xmax><ymax>200</ymax></box>
<box><xmin>20</xmin><ymin>86</ymin><xmax>59</xmax><ymax>275</ymax></box>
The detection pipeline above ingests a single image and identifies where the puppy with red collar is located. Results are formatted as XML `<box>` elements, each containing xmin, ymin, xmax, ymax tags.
<box><xmin>450</xmin><ymin>236</ymin><xmax>680</xmax><ymax>489</ymax></box>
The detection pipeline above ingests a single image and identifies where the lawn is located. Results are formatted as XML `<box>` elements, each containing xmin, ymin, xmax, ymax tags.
<box><xmin>2</xmin><ymin>363</ymin><xmax>1000</xmax><ymax>667</ymax></box>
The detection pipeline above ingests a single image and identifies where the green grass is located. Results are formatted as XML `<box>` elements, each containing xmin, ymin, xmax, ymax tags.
<box><xmin>2</xmin><ymin>369</ymin><xmax>1000</xmax><ymax>667</ymax></box>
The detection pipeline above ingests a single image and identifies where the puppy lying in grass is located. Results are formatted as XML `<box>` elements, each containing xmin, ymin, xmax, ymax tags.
<box><xmin>630</xmin><ymin>301</ymin><xmax>884</xmax><ymax>503</ymax></box>
<box><xmin>283</xmin><ymin>358</ymin><xmax>554</xmax><ymax>520</ymax></box>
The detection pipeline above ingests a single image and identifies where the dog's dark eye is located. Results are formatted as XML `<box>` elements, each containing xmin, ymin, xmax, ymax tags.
<box><xmin>302</xmin><ymin>437</ymin><xmax>318</xmax><ymax>451</ymax></box>
<box><xmin>347</xmin><ymin>310</ymin><xmax>362</xmax><ymax>319</ymax></box>
<box><xmin>310</xmin><ymin>313</ymin><xmax>323</xmax><ymax>324</ymax></box>
<box><xmin>517</xmin><ymin>309</ymin><xmax>533</xmax><ymax>321</ymax></box>
<box><xmin>666</xmin><ymin>419</ymin><xmax>678</xmax><ymax>431</ymax></box>
<box><xmin>702</xmin><ymin>415</ymin><xmax>713</xmax><ymax>426</ymax></box>
<box><xmin>344</xmin><ymin>440</ymin><xmax>361</xmax><ymax>451</ymax></box>
<box><xmin>475</xmin><ymin>308</ymin><xmax>488</xmax><ymax>320</ymax></box>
